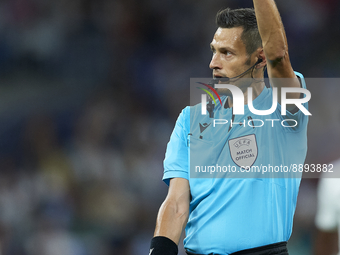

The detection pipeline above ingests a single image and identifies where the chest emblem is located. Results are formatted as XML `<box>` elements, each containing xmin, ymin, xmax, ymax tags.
<box><xmin>199</xmin><ymin>122</ymin><xmax>211</xmax><ymax>133</ymax></box>
<box><xmin>228</xmin><ymin>134</ymin><xmax>258</xmax><ymax>168</ymax></box>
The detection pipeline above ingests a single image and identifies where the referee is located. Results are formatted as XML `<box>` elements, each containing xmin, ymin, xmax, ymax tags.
<box><xmin>150</xmin><ymin>1</ymin><xmax>309</xmax><ymax>255</ymax></box>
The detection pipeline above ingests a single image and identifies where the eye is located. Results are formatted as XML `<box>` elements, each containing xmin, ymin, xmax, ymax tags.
<box><xmin>222</xmin><ymin>50</ymin><xmax>232</xmax><ymax>56</ymax></box>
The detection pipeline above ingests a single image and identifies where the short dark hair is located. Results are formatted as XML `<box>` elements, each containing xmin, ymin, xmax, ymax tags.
<box><xmin>216</xmin><ymin>8</ymin><xmax>262</xmax><ymax>56</ymax></box>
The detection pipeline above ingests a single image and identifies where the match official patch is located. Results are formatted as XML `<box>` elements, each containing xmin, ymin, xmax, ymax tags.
<box><xmin>228</xmin><ymin>134</ymin><xmax>258</xmax><ymax>168</ymax></box>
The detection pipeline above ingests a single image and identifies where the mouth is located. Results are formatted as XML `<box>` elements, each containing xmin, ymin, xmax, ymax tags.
<box><xmin>211</xmin><ymin>75</ymin><xmax>230</xmax><ymax>84</ymax></box>
<box><xmin>213</xmin><ymin>74</ymin><xmax>224</xmax><ymax>79</ymax></box>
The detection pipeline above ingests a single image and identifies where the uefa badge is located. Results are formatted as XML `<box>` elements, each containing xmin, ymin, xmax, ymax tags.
<box><xmin>228</xmin><ymin>134</ymin><xmax>258</xmax><ymax>168</ymax></box>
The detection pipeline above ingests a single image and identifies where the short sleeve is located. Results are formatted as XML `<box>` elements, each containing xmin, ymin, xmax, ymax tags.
<box><xmin>163</xmin><ymin>107</ymin><xmax>190</xmax><ymax>185</ymax></box>
<box><xmin>315</xmin><ymin>177</ymin><xmax>340</xmax><ymax>231</ymax></box>
<box><xmin>276</xmin><ymin>71</ymin><xmax>309</xmax><ymax>131</ymax></box>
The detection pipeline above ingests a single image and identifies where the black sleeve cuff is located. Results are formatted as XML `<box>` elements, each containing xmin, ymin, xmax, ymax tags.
<box><xmin>150</xmin><ymin>236</ymin><xmax>178</xmax><ymax>255</ymax></box>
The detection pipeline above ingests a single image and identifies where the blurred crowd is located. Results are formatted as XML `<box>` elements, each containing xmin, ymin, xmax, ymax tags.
<box><xmin>0</xmin><ymin>0</ymin><xmax>339</xmax><ymax>254</ymax></box>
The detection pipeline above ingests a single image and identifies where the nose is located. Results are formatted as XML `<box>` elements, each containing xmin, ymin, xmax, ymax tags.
<box><xmin>209</xmin><ymin>52</ymin><xmax>222</xmax><ymax>70</ymax></box>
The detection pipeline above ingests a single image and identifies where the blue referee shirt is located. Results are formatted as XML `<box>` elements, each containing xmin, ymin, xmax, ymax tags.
<box><xmin>163</xmin><ymin>72</ymin><xmax>309</xmax><ymax>254</ymax></box>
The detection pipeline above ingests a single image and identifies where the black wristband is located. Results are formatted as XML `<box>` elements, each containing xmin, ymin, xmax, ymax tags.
<box><xmin>149</xmin><ymin>236</ymin><xmax>178</xmax><ymax>255</ymax></box>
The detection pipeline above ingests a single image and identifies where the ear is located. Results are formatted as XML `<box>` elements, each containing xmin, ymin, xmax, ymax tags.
<box><xmin>256</xmin><ymin>48</ymin><xmax>267</xmax><ymax>69</ymax></box>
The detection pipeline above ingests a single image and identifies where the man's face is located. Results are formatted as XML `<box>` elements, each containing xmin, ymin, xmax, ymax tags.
<box><xmin>209</xmin><ymin>27</ymin><xmax>254</xmax><ymax>91</ymax></box>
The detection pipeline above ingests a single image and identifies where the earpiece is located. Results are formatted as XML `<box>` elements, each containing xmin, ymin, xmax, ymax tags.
<box><xmin>256</xmin><ymin>58</ymin><xmax>263</xmax><ymax>64</ymax></box>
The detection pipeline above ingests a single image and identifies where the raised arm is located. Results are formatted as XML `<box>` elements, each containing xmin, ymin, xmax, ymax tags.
<box><xmin>150</xmin><ymin>178</ymin><xmax>190</xmax><ymax>254</ymax></box>
<box><xmin>253</xmin><ymin>0</ymin><xmax>301</xmax><ymax>101</ymax></box>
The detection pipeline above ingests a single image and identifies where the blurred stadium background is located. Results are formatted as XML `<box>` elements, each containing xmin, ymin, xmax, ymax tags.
<box><xmin>0</xmin><ymin>0</ymin><xmax>339</xmax><ymax>254</ymax></box>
